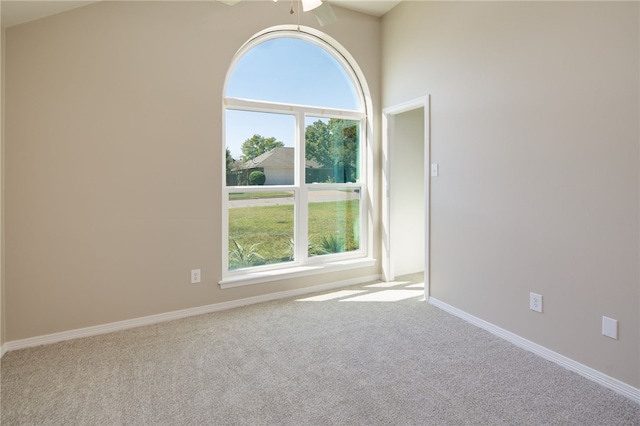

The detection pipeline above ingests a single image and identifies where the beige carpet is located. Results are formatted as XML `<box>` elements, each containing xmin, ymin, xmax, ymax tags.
<box><xmin>2</xmin><ymin>274</ymin><xmax>639</xmax><ymax>425</ymax></box>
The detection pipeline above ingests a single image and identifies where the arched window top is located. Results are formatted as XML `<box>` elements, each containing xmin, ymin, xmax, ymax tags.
<box><xmin>225</xmin><ymin>35</ymin><xmax>362</xmax><ymax>111</ymax></box>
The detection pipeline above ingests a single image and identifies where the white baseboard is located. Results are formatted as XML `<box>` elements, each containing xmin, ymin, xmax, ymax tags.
<box><xmin>1</xmin><ymin>343</ymin><xmax>7</xmax><ymax>358</ymax></box>
<box><xmin>429</xmin><ymin>297</ymin><xmax>640</xmax><ymax>404</ymax></box>
<box><xmin>3</xmin><ymin>274</ymin><xmax>380</xmax><ymax>354</ymax></box>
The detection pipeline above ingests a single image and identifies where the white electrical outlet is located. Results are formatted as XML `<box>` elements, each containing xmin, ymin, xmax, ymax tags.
<box><xmin>431</xmin><ymin>163</ymin><xmax>439</xmax><ymax>177</ymax></box>
<box><xmin>191</xmin><ymin>269</ymin><xmax>201</xmax><ymax>284</ymax></box>
<box><xmin>530</xmin><ymin>292</ymin><xmax>542</xmax><ymax>313</ymax></box>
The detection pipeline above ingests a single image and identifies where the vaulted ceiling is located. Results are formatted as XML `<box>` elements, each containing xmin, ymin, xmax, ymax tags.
<box><xmin>1</xmin><ymin>0</ymin><xmax>402</xmax><ymax>28</ymax></box>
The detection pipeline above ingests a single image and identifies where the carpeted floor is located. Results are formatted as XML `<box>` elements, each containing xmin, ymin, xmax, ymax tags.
<box><xmin>1</xmin><ymin>274</ymin><xmax>639</xmax><ymax>425</ymax></box>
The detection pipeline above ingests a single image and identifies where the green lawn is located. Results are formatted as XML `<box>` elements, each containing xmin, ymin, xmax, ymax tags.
<box><xmin>228</xmin><ymin>200</ymin><xmax>360</xmax><ymax>270</ymax></box>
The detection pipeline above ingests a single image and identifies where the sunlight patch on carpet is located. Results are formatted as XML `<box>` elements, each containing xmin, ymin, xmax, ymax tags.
<box><xmin>297</xmin><ymin>290</ymin><xmax>367</xmax><ymax>302</ymax></box>
<box><xmin>340</xmin><ymin>290</ymin><xmax>424</xmax><ymax>302</ymax></box>
<box><xmin>365</xmin><ymin>281</ymin><xmax>411</xmax><ymax>288</ymax></box>
<box><xmin>406</xmin><ymin>283</ymin><xmax>425</xmax><ymax>289</ymax></box>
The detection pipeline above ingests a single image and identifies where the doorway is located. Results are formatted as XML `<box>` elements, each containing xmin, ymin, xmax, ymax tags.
<box><xmin>382</xmin><ymin>97</ymin><xmax>430</xmax><ymax>297</ymax></box>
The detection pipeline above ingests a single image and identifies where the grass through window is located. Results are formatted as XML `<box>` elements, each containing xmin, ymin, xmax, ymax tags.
<box><xmin>228</xmin><ymin>199</ymin><xmax>360</xmax><ymax>270</ymax></box>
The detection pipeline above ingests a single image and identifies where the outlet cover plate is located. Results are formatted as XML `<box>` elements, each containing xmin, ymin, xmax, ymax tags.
<box><xmin>191</xmin><ymin>269</ymin><xmax>201</xmax><ymax>284</ymax></box>
<box><xmin>530</xmin><ymin>292</ymin><xmax>542</xmax><ymax>313</ymax></box>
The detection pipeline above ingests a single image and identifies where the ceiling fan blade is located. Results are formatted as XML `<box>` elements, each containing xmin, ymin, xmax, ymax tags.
<box><xmin>215</xmin><ymin>0</ymin><xmax>336</xmax><ymax>26</ymax></box>
<box><xmin>313</xmin><ymin>2</ymin><xmax>337</xmax><ymax>27</ymax></box>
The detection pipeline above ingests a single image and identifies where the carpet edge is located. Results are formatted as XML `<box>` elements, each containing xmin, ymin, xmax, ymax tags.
<box><xmin>429</xmin><ymin>297</ymin><xmax>640</xmax><ymax>405</ymax></box>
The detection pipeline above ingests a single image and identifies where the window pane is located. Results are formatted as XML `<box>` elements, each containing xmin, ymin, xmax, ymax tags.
<box><xmin>226</xmin><ymin>110</ymin><xmax>295</xmax><ymax>186</ymax></box>
<box><xmin>228</xmin><ymin>191</ymin><xmax>295</xmax><ymax>270</ymax></box>
<box><xmin>305</xmin><ymin>117</ymin><xmax>360</xmax><ymax>184</ymax></box>
<box><xmin>226</xmin><ymin>38</ymin><xmax>360</xmax><ymax>111</ymax></box>
<box><xmin>308</xmin><ymin>188</ymin><xmax>360</xmax><ymax>257</ymax></box>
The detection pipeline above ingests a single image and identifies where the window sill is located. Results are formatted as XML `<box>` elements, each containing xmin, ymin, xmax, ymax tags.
<box><xmin>219</xmin><ymin>257</ymin><xmax>376</xmax><ymax>289</ymax></box>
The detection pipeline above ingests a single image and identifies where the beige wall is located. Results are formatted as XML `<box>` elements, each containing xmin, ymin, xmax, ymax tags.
<box><xmin>4</xmin><ymin>1</ymin><xmax>381</xmax><ymax>341</ymax></box>
<box><xmin>383</xmin><ymin>2</ymin><xmax>640</xmax><ymax>387</ymax></box>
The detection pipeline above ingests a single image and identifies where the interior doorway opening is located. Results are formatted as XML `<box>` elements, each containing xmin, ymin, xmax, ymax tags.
<box><xmin>382</xmin><ymin>97</ymin><xmax>430</xmax><ymax>297</ymax></box>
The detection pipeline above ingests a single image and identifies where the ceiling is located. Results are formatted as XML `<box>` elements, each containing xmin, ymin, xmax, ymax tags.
<box><xmin>1</xmin><ymin>0</ymin><xmax>403</xmax><ymax>28</ymax></box>
<box><xmin>330</xmin><ymin>1</ymin><xmax>401</xmax><ymax>17</ymax></box>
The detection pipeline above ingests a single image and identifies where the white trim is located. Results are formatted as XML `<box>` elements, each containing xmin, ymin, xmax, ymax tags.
<box><xmin>383</xmin><ymin>96</ymin><xmax>430</xmax><ymax>116</ymax></box>
<box><xmin>220</xmin><ymin>257</ymin><xmax>376</xmax><ymax>289</ymax></box>
<box><xmin>1</xmin><ymin>343</ymin><xmax>7</xmax><ymax>358</ymax></box>
<box><xmin>381</xmin><ymin>111</ymin><xmax>392</xmax><ymax>282</ymax></box>
<box><xmin>3</xmin><ymin>274</ymin><xmax>380</xmax><ymax>354</ymax></box>
<box><xmin>429</xmin><ymin>297</ymin><xmax>640</xmax><ymax>404</ymax></box>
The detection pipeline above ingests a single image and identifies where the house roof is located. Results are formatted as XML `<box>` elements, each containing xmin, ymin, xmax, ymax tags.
<box><xmin>241</xmin><ymin>147</ymin><xmax>322</xmax><ymax>169</ymax></box>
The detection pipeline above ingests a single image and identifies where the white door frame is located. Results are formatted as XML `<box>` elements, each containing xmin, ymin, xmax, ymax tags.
<box><xmin>382</xmin><ymin>96</ymin><xmax>430</xmax><ymax>298</ymax></box>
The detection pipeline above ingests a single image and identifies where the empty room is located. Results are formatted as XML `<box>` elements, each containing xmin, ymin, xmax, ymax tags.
<box><xmin>1</xmin><ymin>0</ymin><xmax>639</xmax><ymax>424</ymax></box>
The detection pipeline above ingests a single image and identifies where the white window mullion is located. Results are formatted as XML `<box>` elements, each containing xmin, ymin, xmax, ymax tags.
<box><xmin>222</xmin><ymin>188</ymin><xmax>230</xmax><ymax>274</ymax></box>
<box><xmin>222</xmin><ymin>105</ymin><xmax>230</xmax><ymax>273</ymax></box>
<box><xmin>295</xmin><ymin>110</ymin><xmax>308</xmax><ymax>264</ymax></box>
<box><xmin>225</xmin><ymin>97</ymin><xmax>363</xmax><ymax>121</ymax></box>
<box><xmin>360</xmin><ymin>119</ymin><xmax>368</xmax><ymax>256</ymax></box>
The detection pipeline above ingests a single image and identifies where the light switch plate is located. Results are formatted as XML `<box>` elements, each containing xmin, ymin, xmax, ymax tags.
<box><xmin>602</xmin><ymin>316</ymin><xmax>618</xmax><ymax>339</ymax></box>
<box><xmin>431</xmin><ymin>164</ymin><xmax>439</xmax><ymax>177</ymax></box>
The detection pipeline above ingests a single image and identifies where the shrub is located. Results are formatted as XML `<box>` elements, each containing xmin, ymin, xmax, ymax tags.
<box><xmin>315</xmin><ymin>234</ymin><xmax>346</xmax><ymax>255</ymax></box>
<box><xmin>248</xmin><ymin>171</ymin><xmax>266</xmax><ymax>185</ymax></box>
<box><xmin>228</xmin><ymin>239</ymin><xmax>265</xmax><ymax>270</ymax></box>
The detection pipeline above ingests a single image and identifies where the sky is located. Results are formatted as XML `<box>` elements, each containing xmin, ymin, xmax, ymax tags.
<box><xmin>224</xmin><ymin>37</ymin><xmax>359</xmax><ymax>159</ymax></box>
<box><xmin>225</xmin><ymin>110</ymin><xmax>296</xmax><ymax>159</ymax></box>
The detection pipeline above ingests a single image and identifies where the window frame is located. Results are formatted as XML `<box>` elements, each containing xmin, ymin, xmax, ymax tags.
<box><xmin>220</xmin><ymin>29</ymin><xmax>373</xmax><ymax>287</ymax></box>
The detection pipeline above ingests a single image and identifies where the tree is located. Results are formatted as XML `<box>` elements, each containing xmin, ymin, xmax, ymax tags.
<box><xmin>241</xmin><ymin>134</ymin><xmax>284</xmax><ymax>161</ymax></box>
<box><xmin>305</xmin><ymin>120</ymin><xmax>334</xmax><ymax>169</ymax></box>
<box><xmin>226</xmin><ymin>147</ymin><xmax>235</xmax><ymax>173</ymax></box>
<box><xmin>305</xmin><ymin>119</ymin><xmax>359</xmax><ymax>182</ymax></box>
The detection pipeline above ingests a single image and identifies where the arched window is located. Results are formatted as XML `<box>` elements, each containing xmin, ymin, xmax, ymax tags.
<box><xmin>222</xmin><ymin>28</ymin><xmax>370</xmax><ymax>285</ymax></box>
